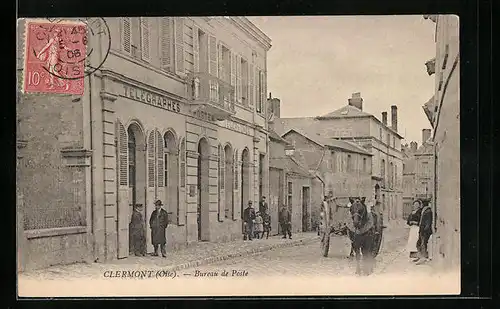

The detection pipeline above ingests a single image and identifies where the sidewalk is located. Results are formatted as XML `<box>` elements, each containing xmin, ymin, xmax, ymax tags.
<box><xmin>19</xmin><ymin>232</ymin><xmax>319</xmax><ymax>280</ymax></box>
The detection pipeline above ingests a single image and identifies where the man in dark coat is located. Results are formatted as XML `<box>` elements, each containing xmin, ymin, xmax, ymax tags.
<box><xmin>149</xmin><ymin>199</ymin><xmax>169</xmax><ymax>257</ymax></box>
<box><xmin>259</xmin><ymin>196</ymin><xmax>268</xmax><ymax>214</ymax></box>
<box><xmin>129</xmin><ymin>204</ymin><xmax>146</xmax><ymax>256</ymax></box>
<box><xmin>415</xmin><ymin>201</ymin><xmax>433</xmax><ymax>264</ymax></box>
<box><xmin>243</xmin><ymin>200</ymin><xmax>256</xmax><ymax>240</ymax></box>
<box><xmin>279</xmin><ymin>205</ymin><xmax>292</xmax><ymax>239</ymax></box>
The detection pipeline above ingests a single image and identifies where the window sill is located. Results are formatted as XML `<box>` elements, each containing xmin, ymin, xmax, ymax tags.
<box><xmin>25</xmin><ymin>226</ymin><xmax>87</xmax><ymax>239</ymax></box>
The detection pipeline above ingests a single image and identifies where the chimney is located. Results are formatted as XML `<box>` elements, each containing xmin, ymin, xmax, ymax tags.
<box><xmin>410</xmin><ymin>141</ymin><xmax>418</xmax><ymax>152</ymax></box>
<box><xmin>382</xmin><ymin>112</ymin><xmax>388</xmax><ymax>126</ymax></box>
<box><xmin>348</xmin><ymin>92</ymin><xmax>363</xmax><ymax>111</ymax></box>
<box><xmin>267</xmin><ymin>94</ymin><xmax>281</xmax><ymax>118</ymax></box>
<box><xmin>391</xmin><ymin>105</ymin><xmax>398</xmax><ymax>132</ymax></box>
<box><xmin>422</xmin><ymin>129</ymin><xmax>431</xmax><ymax>144</ymax></box>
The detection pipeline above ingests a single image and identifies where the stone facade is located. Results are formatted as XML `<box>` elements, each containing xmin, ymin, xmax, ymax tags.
<box><xmin>273</xmin><ymin>93</ymin><xmax>404</xmax><ymax>223</ymax></box>
<box><xmin>424</xmin><ymin>15</ymin><xmax>460</xmax><ymax>271</ymax></box>
<box><xmin>279</xmin><ymin>128</ymin><xmax>372</xmax><ymax>231</ymax></box>
<box><xmin>17</xmin><ymin>17</ymin><xmax>272</xmax><ymax>271</ymax></box>
<box><xmin>402</xmin><ymin>129</ymin><xmax>435</xmax><ymax>218</ymax></box>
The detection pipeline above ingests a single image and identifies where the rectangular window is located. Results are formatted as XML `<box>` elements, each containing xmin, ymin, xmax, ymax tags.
<box><xmin>256</xmin><ymin>70</ymin><xmax>264</xmax><ymax>113</ymax></box>
<box><xmin>180</xmin><ymin>140</ymin><xmax>186</xmax><ymax>188</ymax></box>
<box><xmin>386</xmin><ymin>133</ymin><xmax>390</xmax><ymax>145</ymax></box>
<box><xmin>241</xmin><ymin>58</ymin><xmax>248</xmax><ymax>106</ymax></box>
<box><xmin>121</xmin><ymin>17</ymin><xmax>132</xmax><ymax>55</ymax></box>
<box><xmin>160</xmin><ymin>17</ymin><xmax>173</xmax><ymax>72</ymax></box>
<box><xmin>140</xmin><ymin>17</ymin><xmax>151</xmax><ymax>62</ymax></box>
<box><xmin>287</xmin><ymin>181</ymin><xmax>293</xmax><ymax>208</ymax></box>
<box><xmin>347</xmin><ymin>155</ymin><xmax>352</xmax><ymax>173</ymax></box>
<box><xmin>363</xmin><ymin>157</ymin><xmax>367</xmax><ymax>173</ymax></box>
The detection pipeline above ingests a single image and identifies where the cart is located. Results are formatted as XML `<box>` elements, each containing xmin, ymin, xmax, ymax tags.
<box><xmin>319</xmin><ymin>197</ymin><xmax>384</xmax><ymax>258</ymax></box>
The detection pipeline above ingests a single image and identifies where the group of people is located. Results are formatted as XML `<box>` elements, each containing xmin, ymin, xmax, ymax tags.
<box><xmin>129</xmin><ymin>200</ymin><xmax>169</xmax><ymax>257</ymax></box>
<box><xmin>242</xmin><ymin>196</ymin><xmax>293</xmax><ymax>240</ymax></box>
<box><xmin>405</xmin><ymin>199</ymin><xmax>433</xmax><ymax>265</ymax></box>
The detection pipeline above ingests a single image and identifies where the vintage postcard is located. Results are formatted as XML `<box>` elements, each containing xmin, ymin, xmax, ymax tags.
<box><xmin>16</xmin><ymin>15</ymin><xmax>460</xmax><ymax>297</ymax></box>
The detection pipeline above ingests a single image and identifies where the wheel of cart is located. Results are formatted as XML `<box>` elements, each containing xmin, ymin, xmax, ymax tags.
<box><xmin>319</xmin><ymin>196</ymin><xmax>350</xmax><ymax>257</ymax></box>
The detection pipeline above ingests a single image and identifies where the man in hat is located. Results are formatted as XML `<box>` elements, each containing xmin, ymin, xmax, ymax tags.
<box><xmin>129</xmin><ymin>204</ymin><xmax>146</xmax><ymax>256</ymax></box>
<box><xmin>242</xmin><ymin>200</ymin><xmax>256</xmax><ymax>240</ymax></box>
<box><xmin>259</xmin><ymin>196</ymin><xmax>268</xmax><ymax>214</ymax></box>
<box><xmin>149</xmin><ymin>200</ymin><xmax>169</xmax><ymax>257</ymax></box>
<box><xmin>279</xmin><ymin>204</ymin><xmax>292</xmax><ymax>239</ymax></box>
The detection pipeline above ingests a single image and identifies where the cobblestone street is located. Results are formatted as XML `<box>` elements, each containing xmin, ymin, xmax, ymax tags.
<box><xmin>19</xmin><ymin>222</ymin><xmax>458</xmax><ymax>296</ymax></box>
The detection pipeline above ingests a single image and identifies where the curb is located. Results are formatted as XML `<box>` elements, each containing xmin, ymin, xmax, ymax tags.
<box><xmin>164</xmin><ymin>236</ymin><xmax>320</xmax><ymax>273</ymax></box>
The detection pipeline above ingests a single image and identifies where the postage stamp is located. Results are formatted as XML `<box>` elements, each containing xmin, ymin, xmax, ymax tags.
<box><xmin>22</xmin><ymin>18</ymin><xmax>111</xmax><ymax>95</ymax></box>
<box><xmin>23</xmin><ymin>20</ymin><xmax>87</xmax><ymax>95</ymax></box>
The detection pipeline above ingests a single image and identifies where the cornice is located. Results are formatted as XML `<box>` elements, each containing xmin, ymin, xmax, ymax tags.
<box><xmin>229</xmin><ymin>17</ymin><xmax>272</xmax><ymax>51</ymax></box>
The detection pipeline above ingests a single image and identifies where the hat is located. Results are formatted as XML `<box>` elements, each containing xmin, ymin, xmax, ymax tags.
<box><xmin>154</xmin><ymin>200</ymin><xmax>163</xmax><ymax>206</ymax></box>
<box><xmin>134</xmin><ymin>203</ymin><xmax>144</xmax><ymax>209</ymax></box>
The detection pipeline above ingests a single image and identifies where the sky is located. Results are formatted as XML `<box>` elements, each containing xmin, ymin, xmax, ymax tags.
<box><xmin>248</xmin><ymin>15</ymin><xmax>437</xmax><ymax>145</ymax></box>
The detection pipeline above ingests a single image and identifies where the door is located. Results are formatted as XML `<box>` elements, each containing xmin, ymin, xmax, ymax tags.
<box><xmin>302</xmin><ymin>187</ymin><xmax>310</xmax><ymax>232</ymax></box>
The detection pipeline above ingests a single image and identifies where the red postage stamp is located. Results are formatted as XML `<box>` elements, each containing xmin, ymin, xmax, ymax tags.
<box><xmin>23</xmin><ymin>20</ymin><xmax>87</xmax><ymax>95</ymax></box>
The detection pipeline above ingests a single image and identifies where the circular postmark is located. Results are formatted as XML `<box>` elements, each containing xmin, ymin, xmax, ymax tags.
<box><xmin>30</xmin><ymin>17</ymin><xmax>111</xmax><ymax>80</ymax></box>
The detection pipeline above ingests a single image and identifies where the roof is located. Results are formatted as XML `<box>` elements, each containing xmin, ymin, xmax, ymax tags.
<box><xmin>269</xmin><ymin>128</ymin><xmax>289</xmax><ymax>144</ymax></box>
<box><xmin>284</xmin><ymin>156</ymin><xmax>315</xmax><ymax>178</ymax></box>
<box><xmin>316</xmin><ymin>104</ymin><xmax>372</xmax><ymax>119</ymax></box>
<box><xmin>269</xmin><ymin>156</ymin><xmax>314</xmax><ymax>178</ymax></box>
<box><xmin>282</xmin><ymin>128</ymin><xmax>372</xmax><ymax>156</ymax></box>
<box><xmin>315</xmin><ymin>104</ymin><xmax>404</xmax><ymax>139</ymax></box>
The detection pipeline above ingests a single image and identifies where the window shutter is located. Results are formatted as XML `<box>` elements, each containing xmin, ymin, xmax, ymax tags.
<box><xmin>256</xmin><ymin>69</ymin><xmax>262</xmax><ymax>113</ymax></box>
<box><xmin>156</xmin><ymin>131</ymin><xmax>164</xmax><ymax>188</ymax></box>
<box><xmin>218</xmin><ymin>43</ymin><xmax>224</xmax><ymax>80</ymax></box>
<box><xmin>208</xmin><ymin>35</ymin><xmax>217</xmax><ymax>77</ymax></box>
<box><xmin>174</xmin><ymin>18</ymin><xmax>185</xmax><ymax>76</ymax></box>
<box><xmin>249</xmin><ymin>63</ymin><xmax>254</xmax><ymax>106</ymax></box>
<box><xmin>192</xmin><ymin>26</ymin><xmax>199</xmax><ymax>72</ymax></box>
<box><xmin>262</xmin><ymin>71</ymin><xmax>267</xmax><ymax>114</ymax></box>
<box><xmin>218</xmin><ymin>145</ymin><xmax>224</xmax><ymax>222</ymax></box>
<box><xmin>140</xmin><ymin>17</ymin><xmax>151</xmax><ymax>62</ymax></box>
<box><xmin>236</xmin><ymin>55</ymin><xmax>241</xmax><ymax>104</ymax></box>
<box><xmin>230</xmin><ymin>52</ymin><xmax>236</xmax><ymax>103</ymax></box>
<box><xmin>121</xmin><ymin>17</ymin><xmax>132</xmax><ymax>55</ymax></box>
<box><xmin>233</xmin><ymin>150</ymin><xmax>239</xmax><ymax>220</ymax></box>
<box><xmin>148</xmin><ymin>131</ymin><xmax>156</xmax><ymax>187</ymax></box>
<box><xmin>178</xmin><ymin>138</ymin><xmax>186</xmax><ymax>225</ymax></box>
<box><xmin>160</xmin><ymin>17</ymin><xmax>173</xmax><ymax>71</ymax></box>
<box><xmin>117</xmin><ymin>122</ymin><xmax>128</xmax><ymax>186</ymax></box>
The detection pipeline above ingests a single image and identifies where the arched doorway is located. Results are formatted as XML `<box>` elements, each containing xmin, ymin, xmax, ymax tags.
<box><xmin>197</xmin><ymin>138</ymin><xmax>210</xmax><ymax>241</ymax></box>
<box><xmin>164</xmin><ymin>131</ymin><xmax>179</xmax><ymax>223</ymax></box>
<box><xmin>224</xmin><ymin>144</ymin><xmax>233</xmax><ymax>219</ymax></box>
<box><xmin>126</xmin><ymin>123</ymin><xmax>146</xmax><ymax>255</ymax></box>
<box><xmin>240</xmin><ymin>148</ymin><xmax>250</xmax><ymax>233</ymax></box>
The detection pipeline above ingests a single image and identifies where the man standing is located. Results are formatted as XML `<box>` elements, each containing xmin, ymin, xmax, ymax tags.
<box><xmin>279</xmin><ymin>205</ymin><xmax>292</xmax><ymax>239</ymax></box>
<box><xmin>415</xmin><ymin>201</ymin><xmax>433</xmax><ymax>265</ymax></box>
<box><xmin>243</xmin><ymin>200</ymin><xmax>256</xmax><ymax>240</ymax></box>
<box><xmin>259</xmin><ymin>196</ymin><xmax>268</xmax><ymax>214</ymax></box>
<box><xmin>129</xmin><ymin>204</ymin><xmax>146</xmax><ymax>256</ymax></box>
<box><xmin>149</xmin><ymin>200</ymin><xmax>169</xmax><ymax>257</ymax></box>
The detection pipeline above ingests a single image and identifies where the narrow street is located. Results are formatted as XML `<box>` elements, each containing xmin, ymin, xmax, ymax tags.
<box><xmin>182</xmin><ymin>233</ymin><xmax>407</xmax><ymax>277</ymax></box>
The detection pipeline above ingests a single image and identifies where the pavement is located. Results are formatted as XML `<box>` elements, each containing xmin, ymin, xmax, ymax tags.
<box><xmin>19</xmin><ymin>219</ymin><xmax>460</xmax><ymax>296</ymax></box>
<box><xmin>19</xmin><ymin>231</ymin><xmax>319</xmax><ymax>280</ymax></box>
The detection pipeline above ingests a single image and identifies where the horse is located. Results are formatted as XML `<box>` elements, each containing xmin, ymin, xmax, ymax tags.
<box><xmin>346</xmin><ymin>197</ymin><xmax>376</xmax><ymax>275</ymax></box>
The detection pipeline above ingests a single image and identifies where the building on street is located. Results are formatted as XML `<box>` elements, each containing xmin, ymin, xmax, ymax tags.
<box><xmin>423</xmin><ymin>14</ymin><xmax>460</xmax><ymax>271</ymax></box>
<box><xmin>17</xmin><ymin>17</ymin><xmax>272</xmax><ymax>271</ymax></box>
<box><xmin>268</xmin><ymin>117</ymin><xmax>316</xmax><ymax>234</ymax></box>
<box><xmin>402</xmin><ymin>129</ymin><xmax>435</xmax><ymax>218</ymax></box>
<box><xmin>273</xmin><ymin>92</ymin><xmax>404</xmax><ymax>223</ymax></box>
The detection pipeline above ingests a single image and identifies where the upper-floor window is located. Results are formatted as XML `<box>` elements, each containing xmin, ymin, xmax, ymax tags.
<box><xmin>381</xmin><ymin>159</ymin><xmax>386</xmax><ymax>182</ymax></box>
<box><xmin>140</xmin><ymin>17</ymin><xmax>151</xmax><ymax>62</ymax></box>
<box><xmin>241</xmin><ymin>58</ymin><xmax>249</xmax><ymax>106</ymax></box>
<box><xmin>393</xmin><ymin>136</ymin><xmax>396</xmax><ymax>148</ymax></box>
<box><xmin>347</xmin><ymin>154</ymin><xmax>352</xmax><ymax>173</ymax></box>
<box><xmin>386</xmin><ymin>133</ymin><xmax>390</xmax><ymax>145</ymax></box>
<box><xmin>379</xmin><ymin>128</ymin><xmax>383</xmax><ymax>140</ymax></box>
<box><xmin>363</xmin><ymin>157</ymin><xmax>367</xmax><ymax>173</ymax></box>
<box><xmin>256</xmin><ymin>70</ymin><xmax>265</xmax><ymax>114</ymax></box>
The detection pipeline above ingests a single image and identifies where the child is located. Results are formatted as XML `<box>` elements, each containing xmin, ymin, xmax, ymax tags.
<box><xmin>254</xmin><ymin>211</ymin><xmax>264</xmax><ymax>239</ymax></box>
<box><xmin>262</xmin><ymin>210</ymin><xmax>271</xmax><ymax>239</ymax></box>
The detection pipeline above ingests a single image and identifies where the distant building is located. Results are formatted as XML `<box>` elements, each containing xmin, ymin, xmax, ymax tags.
<box><xmin>278</xmin><ymin>127</ymin><xmax>372</xmax><ymax>232</ymax></box>
<box><xmin>268</xmin><ymin>118</ymin><xmax>315</xmax><ymax>234</ymax></box>
<box><xmin>402</xmin><ymin>129</ymin><xmax>435</xmax><ymax>218</ymax></box>
<box><xmin>273</xmin><ymin>92</ymin><xmax>404</xmax><ymax>223</ymax></box>
<box><xmin>424</xmin><ymin>15</ymin><xmax>460</xmax><ymax>271</ymax></box>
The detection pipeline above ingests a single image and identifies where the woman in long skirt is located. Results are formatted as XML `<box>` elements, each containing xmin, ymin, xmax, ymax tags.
<box><xmin>406</xmin><ymin>200</ymin><xmax>423</xmax><ymax>259</ymax></box>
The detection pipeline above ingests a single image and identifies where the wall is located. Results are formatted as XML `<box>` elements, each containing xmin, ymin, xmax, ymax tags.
<box><xmin>285</xmin><ymin>175</ymin><xmax>312</xmax><ymax>233</ymax></box>
<box><xmin>432</xmin><ymin>15</ymin><xmax>460</xmax><ymax>271</ymax></box>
